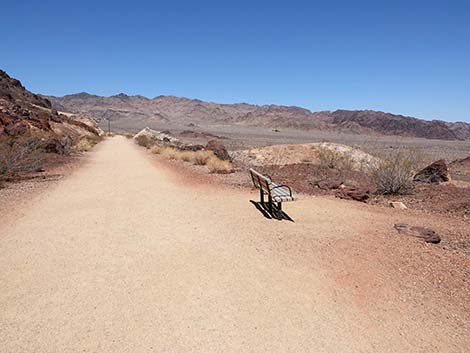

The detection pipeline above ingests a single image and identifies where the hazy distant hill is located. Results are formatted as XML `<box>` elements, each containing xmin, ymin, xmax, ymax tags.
<box><xmin>46</xmin><ymin>92</ymin><xmax>470</xmax><ymax>140</ymax></box>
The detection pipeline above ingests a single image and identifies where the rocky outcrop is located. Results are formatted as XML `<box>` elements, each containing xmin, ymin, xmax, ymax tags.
<box><xmin>413</xmin><ymin>160</ymin><xmax>450</xmax><ymax>184</ymax></box>
<box><xmin>205</xmin><ymin>140</ymin><xmax>230</xmax><ymax>161</ymax></box>
<box><xmin>0</xmin><ymin>70</ymin><xmax>102</xmax><ymax>145</ymax></box>
<box><xmin>133</xmin><ymin>127</ymin><xmax>180</xmax><ymax>146</ymax></box>
<box><xmin>394</xmin><ymin>223</ymin><xmax>441</xmax><ymax>244</ymax></box>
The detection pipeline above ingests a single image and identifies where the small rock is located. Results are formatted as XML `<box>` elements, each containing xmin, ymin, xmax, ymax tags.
<box><xmin>394</xmin><ymin>223</ymin><xmax>441</xmax><ymax>244</ymax></box>
<box><xmin>390</xmin><ymin>201</ymin><xmax>407</xmax><ymax>210</ymax></box>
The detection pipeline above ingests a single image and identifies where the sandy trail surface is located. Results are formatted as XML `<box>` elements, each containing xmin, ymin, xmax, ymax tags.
<box><xmin>1</xmin><ymin>137</ymin><xmax>468</xmax><ymax>352</ymax></box>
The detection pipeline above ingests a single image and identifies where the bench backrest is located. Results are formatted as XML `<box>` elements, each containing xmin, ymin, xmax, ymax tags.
<box><xmin>249</xmin><ymin>168</ymin><xmax>272</xmax><ymax>194</ymax></box>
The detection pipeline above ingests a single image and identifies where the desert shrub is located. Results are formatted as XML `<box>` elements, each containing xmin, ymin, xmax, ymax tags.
<box><xmin>0</xmin><ymin>136</ymin><xmax>45</xmax><ymax>182</ymax></box>
<box><xmin>206</xmin><ymin>156</ymin><xmax>233</xmax><ymax>174</ymax></box>
<box><xmin>135</xmin><ymin>135</ymin><xmax>155</xmax><ymax>148</ymax></box>
<box><xmin>178</xmin><ymin>151</ymin><xmax>193</xmax><ymax>162</ymax></box>
<box><xmin>370</xmin><ymin>148</ymin><xmax>421</xmax><ymax>195</ymax></box>
<box><xmin>317</xmin><ymin>145</ymin><xmax>356</xmax><ymax>171</ymax></box>
<box><xmin>150</xmin><ymin>145</ymin><xmax>164</xmax><ymax>154</ymax></box>
<box><xmin>161</xmin><ymin>147</ymin><xmax>179</xmax><ymax>160</ymax></box>
<box><xmin>74</xmin><ymin>135</ymin><xmax>103</xmax><ymax>152</ymax></box>
<box><xmin>192</xmin><ymin>150</ymin><xmax>214</xmax><ymax>165</ymax></box>
<box><xmin>115</xmin><ymin>132</ymin><xmax>134</xmax><ymax>139</ymax></box>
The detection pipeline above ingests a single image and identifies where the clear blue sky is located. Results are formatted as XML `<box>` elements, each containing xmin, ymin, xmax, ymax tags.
<box><xmin>1</xmin><ymin>0</ymin><xmax>469</xmax><ymax>122</ymax></box>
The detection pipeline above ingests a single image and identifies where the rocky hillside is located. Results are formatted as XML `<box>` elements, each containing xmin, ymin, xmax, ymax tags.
<box><xmin>0</xmin><ymin>70</ymin><xmax>102</xmax><ymax>141</ymax></box>
<box><xmin>47</xmin><ymin>92</ymin><xmax>470</xmax><ymax>141</ymax></box>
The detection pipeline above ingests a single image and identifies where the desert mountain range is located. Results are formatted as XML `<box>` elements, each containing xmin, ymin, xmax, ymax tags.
<box><xmin>46</xmin><ymin>92</ymin><xmax>470</xmax><ymax>141</ymax></box>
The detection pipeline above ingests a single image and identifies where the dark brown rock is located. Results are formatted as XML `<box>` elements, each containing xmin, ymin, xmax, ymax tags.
<box><xmin>335</xmin><ymin>186</ymin><xmax>370</xmax><ymax>202</ymax></box>
<box><xmin>206</xmin><ymin>140</ymin><xmax>230</xmax><ymax>161</ymax></box>
<box><xmin>394</xmin><ymin>223</ymin><xmax>441</xmax><ymax>244</ymax></box>
<box><xmin>4</xmin><ymin>121</ymin><xmax>29</xmax><ymax>136</ymax></box>
<box><xmin>42</xmin><ymin>138</ymin><xmax>66</xmax><ymax>154</ymax></box>
<box><xmin>316</xmin><ymin>179</ymin><xmax>343</xmax><ymax>190</ymax></box>
<box><xmin>179</xmin><ymin>144</ymin><xmax>205</xmax><ymax>152</ymax></box>
<box><xmin>413</xmin><ymin>159</ymin><xmax>450</xmax><ymax>184</ymax></box>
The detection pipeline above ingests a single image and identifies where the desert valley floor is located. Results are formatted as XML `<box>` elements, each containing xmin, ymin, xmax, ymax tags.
<box><xmin>0</xmin><ymin>137</ymin><xmax>469</xmax><ymax>352</ymax></box>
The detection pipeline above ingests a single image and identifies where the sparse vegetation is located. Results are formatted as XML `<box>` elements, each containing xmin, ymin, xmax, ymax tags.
<box><xmin>74</xmin><ymin>135</ymin><xmax>103</xmax><ymax>152</ymax></box>
<box><xmin>148</xmin><ymin>143</ymin><xmax>233</xmax><ymax>173</ymax></box>
<box><xmin>206</xmin><ymin>156</ymin><xmax>233</xmax><ymax>174</ymax></box>
<box><xmin>135</xmin><ymin>135</ymin><xmax>155</xmax><ymax>148</ymax></box>
<box><xmin>370</xmin><ymin>148</ymin><xmax>421</xmax><ymax>195</ymax></box>
<box><xmin>316</xmin><ymin>145</ymin><xmax>356</xmax><ymax>171</ymax></box>
<box><xmin>192</xmin><ymin>150</ymin><xmax>214</xmax><ymax>165</ymax></box>
<box><xmin>0</xmin><ymin>136</ymin><xmax>45</xmax><ymax>184</ymax></box>
<box><xmin>150</xmin><ymin>145</ymin><xmax>164</xmax><ymax>154</ymax></box>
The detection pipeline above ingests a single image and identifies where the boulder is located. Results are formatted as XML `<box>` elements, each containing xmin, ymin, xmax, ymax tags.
<box><xmin>394</xmin><ymin>223</ymin><xmax>441</xmax><ymax>244</ymax></box>
<box><xmin>335</xmin><ymin>186</ymin><xmax>370</xmax><ymax>202</ymax></box>
<box><xmin>413</xmin><ymin>160</ymin><xmax>450</xmax><ymax>184</ymax></box>
<box><xmin>316</xmin><ymin>179</ymin><xmax>343</xmax><ymax>190</ymax></box>
<box><xmin>206</xmin><ymin>140</ymin><xmax>230</xmax><ymax>161</ymax></box>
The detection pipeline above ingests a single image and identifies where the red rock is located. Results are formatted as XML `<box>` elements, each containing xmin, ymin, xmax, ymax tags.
<box><xmin>335</xmin><ymin>186</ymin><xmax>370</xmax><ymax>202</ymax></box>
<box><xmin>413</xmin><ymin>160</ymin><xmax>450</xmax><ymax>183</ymax></box>
<box><xmin>206</xmin><ymin>140</ymin><xmax>230</xmax><ymax>161</ymax></box>
<box><xmin>317</xmin><ymin>180</ymin><xmax>343</xmax><ymax>190</ymax></box>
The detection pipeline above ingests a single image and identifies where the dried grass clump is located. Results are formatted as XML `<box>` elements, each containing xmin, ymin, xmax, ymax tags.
<box><xmin>0</xmin><ymin>136</ymin><xmax>44</xmax><ymax>183</ymax></box>
<box><xmin>149</xmin><ymin>145</ymin><xmax>233</xmax><ymax>174</ymax></box>
<box><xmin>74</xmin><ymin>135</ymin><xmax>103</xmax><ymax>152</ymax></box>
<box><xmin>206</xmin><ymin>156</ymin><xmax>233</xmax><ymax>174</ymax></box>
<box><xmin>317</xmin><ymin>145</ymin><xmax>355</xmax><ymax>171</ymax></box>
<box><xmin>161</xmin><ymin>147</ymin><xmax>179</xmax><ymax>160</ymax></box>
<box><xmin>150</xmin><ymin>145</ymin><xmax>164</xmax><ymax>154</ymax></box>
<box><xmin>178</xmin><ymin>151</ymin><xmax>194</xmax><ymax>162</ymax></box>
<box><xmin>135</xmin><ymin>135</ymin><xmax>155</xmax><ymax>149</ymax></box>
<box><xmin>192</xmin><ymin>150</ymin><xmax>214</xmax><ymax>165</ymax></box>
<box><xmin>370</xmin><ymin>148</ymin><xmax>421</xmax><ymax>195</ymax></box>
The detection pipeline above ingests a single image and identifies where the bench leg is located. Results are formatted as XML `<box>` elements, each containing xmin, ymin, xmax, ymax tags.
<box><xmin>268</xmin><ymin>196</ymin><xmax>273</xmax><ymax>214</ymax></box>
<box><xmin>260</xmin><ymin>189</ymin><xmax>264</xmax><ymax>204</ymax></box>
<box><xmin>278</xmin><ymin>202</ymin><xmax>282</xmax><ymax>211</ymax></box>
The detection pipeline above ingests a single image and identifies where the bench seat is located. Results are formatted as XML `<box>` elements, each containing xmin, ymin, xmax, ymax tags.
<box><xmin>271</xmin><ymin>183</ymin><xmax>295</xmax><ymax>202</ymax></box>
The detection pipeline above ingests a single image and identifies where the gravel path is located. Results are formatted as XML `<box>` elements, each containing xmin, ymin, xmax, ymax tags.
<box><xmin>1</xmin><ymin>136</ymin><xmax>468</xmax><ymax>352</ymax></box>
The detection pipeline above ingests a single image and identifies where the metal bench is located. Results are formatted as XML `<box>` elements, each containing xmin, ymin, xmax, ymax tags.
<box><xmin>249</xmin><ymin>168</ymin><xmax>295</xmax><ymax>214</ymax></box>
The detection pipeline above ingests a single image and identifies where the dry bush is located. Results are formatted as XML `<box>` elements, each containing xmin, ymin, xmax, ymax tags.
<box><xmin>161</xmin><ymin>147</ymin><xmax>179</xmax><ymax>160</ymax></box>
<box><xmin>0</xmin><ymin>136</ymin><xmax>45</xmax><ymax>183</ymax></box>
<box><xmin>317</xmin><ymin>145</ymin><xmax>356</xmax><ymax>171</ymax></box>
<box><xmin>74</xmin><ymin>135</ymin><xmax>103</xmax><ymax>152</ymax></box>
<box><xmin>206</xmin><ymin>156</ymin><xmax>233</xmax><ymax>174</ymax></box>
<box><xmin>135</xmin><ymin>135</ymin><xmax>155</xmax><ymax>148</ymax></box>
<box><xmin>120</xmin><ymin>132</ymin><xmax>134</xmax><ymax>139</ymax></box>
<box><xmin>370</xmin><ymin>148</ymin><xmax>421</xmax><ymax>195</ymax></box>
<box><xmin>192</xmin><ymin>150</ymin><xmax>214</xmax><ymax>165</ymax></box>
<box><xmin>150</xmin><ymin>145</ymin><xmax>164</xmax><ymax>154</ymax></box>
<box><xmin>317</xmin><ymin>145</ymin><xmax>342</xmax><ymax>168</ymax></box>
<box><xmin>178</xmin><ymin>151</ymin><xmax>193</xmax><ymax>162</ymax></box>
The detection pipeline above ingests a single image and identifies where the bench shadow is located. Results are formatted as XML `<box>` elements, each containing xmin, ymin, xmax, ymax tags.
<box><xmin>249</xmin><ymin>200</ymin><xmax>295</xmax><ymax>222</ymax></box>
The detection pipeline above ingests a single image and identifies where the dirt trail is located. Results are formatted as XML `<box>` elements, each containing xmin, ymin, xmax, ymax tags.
<box><xmin>1</xmin><ymin>137</ymin><xmax>468</xmax><ymax>352</ymax></box>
